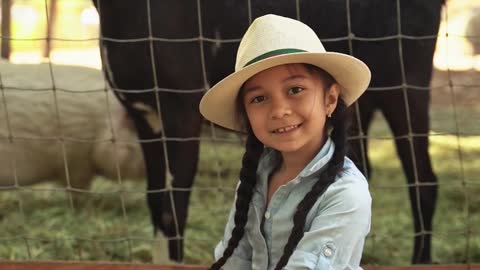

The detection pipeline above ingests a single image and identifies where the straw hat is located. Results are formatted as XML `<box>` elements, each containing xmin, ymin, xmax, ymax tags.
<box><xmin>199</xmin><ymin>14</ymin><xmax>371</xmax><ymax>132</ymax></box>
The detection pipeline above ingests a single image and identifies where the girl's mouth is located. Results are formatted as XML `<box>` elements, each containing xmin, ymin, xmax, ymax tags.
<box><xmin>272</xmin><ymin>124</ymin><xmax>301</xmax><ymax>134</ymax></box>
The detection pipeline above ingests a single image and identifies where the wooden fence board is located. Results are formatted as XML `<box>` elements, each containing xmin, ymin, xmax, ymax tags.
<box><xmin>1</xmin><ymin>261</ymin><xmax>480</xmax><ymax>270</ymax></box>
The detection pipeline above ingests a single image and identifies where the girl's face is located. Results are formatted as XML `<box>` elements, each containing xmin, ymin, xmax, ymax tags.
<box><xmin>242</xmin><ymin>64</ymin><xmax>339</xmax><ymax>155</ymax></box>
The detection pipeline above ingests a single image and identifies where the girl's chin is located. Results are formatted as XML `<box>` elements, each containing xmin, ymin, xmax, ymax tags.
<box><xmin>270</xmin><ymin>142</ymin><xmax>303</xmax><ymax>153</ymax></box>
<box><xmin>271</xmin><ymin>139</ymin><xmax>325</xmax><ymax>156</ymax></box>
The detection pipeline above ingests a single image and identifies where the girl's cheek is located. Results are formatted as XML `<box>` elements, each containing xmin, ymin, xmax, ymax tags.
<box><xmin>296</xmin><ymin>94</ymin><xmax>315</xmax><ymax>108</ymax></box>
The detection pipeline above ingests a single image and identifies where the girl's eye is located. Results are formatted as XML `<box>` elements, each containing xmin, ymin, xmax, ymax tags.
<box><xmin>251</xmin><ymin>96</ymin><xmax>265</xmax><ymax>103</ymax></box>
<box><xmin>288</xmin><ymin>87</ymin><xmax>304</xmax><ymax>95</ymax></box>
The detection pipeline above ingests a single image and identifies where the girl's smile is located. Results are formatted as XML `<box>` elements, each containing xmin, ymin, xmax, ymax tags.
<box><xmin>271</xmin><ymin>124</ymin><xmax>301</xmax><ymax>134</ymax></box>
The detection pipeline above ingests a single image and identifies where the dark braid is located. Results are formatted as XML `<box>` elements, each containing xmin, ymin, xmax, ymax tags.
<box><xmin>274</xmin><ymin>99</ymin><xmax>349</xmax><ymax>270</ymax></box>
<box><xmin>210</xmin><ymin>127</ymin><xmax>263</xmax><ymax>270</ymax></box>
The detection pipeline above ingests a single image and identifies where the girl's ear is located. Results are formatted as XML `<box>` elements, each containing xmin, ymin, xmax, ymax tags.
<box><xmin>325</xmin><ymin>83</ymin><xmax>340</xmax><ymax>117</ymax></box>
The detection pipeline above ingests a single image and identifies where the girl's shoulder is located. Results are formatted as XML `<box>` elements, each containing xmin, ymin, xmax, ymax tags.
<box><xmin>339</xmin><ymin>156</ymin><xmax>368</xmax><ymax>184</ymax></box>
<box><xmin>321</xmin><ymin>156</ymin><xmax>371</xmax><ymax>207</ymax></box>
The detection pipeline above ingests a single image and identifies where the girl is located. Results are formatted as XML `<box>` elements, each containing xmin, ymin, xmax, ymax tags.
<box><xmin>199</xmin><ymin>14</ymin><xmax>372</xmax><ymax>270</ymax></box>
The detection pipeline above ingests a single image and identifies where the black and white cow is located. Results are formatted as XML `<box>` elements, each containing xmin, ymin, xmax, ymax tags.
<box><xmin>93</xmin><ymin>0</ymin><xmax>443</xmax><ymax>264</ymax></box>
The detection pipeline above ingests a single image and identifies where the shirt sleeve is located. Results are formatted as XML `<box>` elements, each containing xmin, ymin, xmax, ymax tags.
<box><xmin>213</xmin><ymin>184</ymin><xmax>253</xmax><ymax>270</ymax></box>
<box><xmin>284</xmin><ymin>175</ymin><xmax>372</xmax><ymax>270</ymax></box>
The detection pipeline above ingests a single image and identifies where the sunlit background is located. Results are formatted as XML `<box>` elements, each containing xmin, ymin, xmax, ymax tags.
<box><xmin>2</xmin><ymin>0</ymin><xmax>480</xmax><ymax>70</ymax></box>
<box><xmin>4</xmin><ymin>0</ymin><xmax>100</xmax><ymax>68</ymax></box>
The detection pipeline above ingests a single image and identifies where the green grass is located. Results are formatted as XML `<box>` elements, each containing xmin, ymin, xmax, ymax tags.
<box><xmin>359</xmin><ymin>107</ymin><xmax>480</xmax><ymax>265</ymax></box>
<box><xmin>1</xmin><ymin>107</ymin><xmax>479</xmax><ymax>265</ymax></box>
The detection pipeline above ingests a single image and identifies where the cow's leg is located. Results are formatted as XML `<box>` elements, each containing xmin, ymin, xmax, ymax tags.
<box><xmin>119</xmin><ymin>99</ymin><xmax>181</xmax><ymax>263</ymax></box>
<box><xmin>347</xmin><ymin>93</ymin><xmax>377</xmax><ymax>178</ymax></box>
<box><xmin>123</xmin><ymin>105</ymin><xmax>173</xmax><ymax>263</ymax></box>
<box><xmin>98</xmin><ymin>42</ymin><xmax>174</xmax><ymax>263</ymax></box>
<box><xmin>392</xmin><ymin>12</ymin><xmax>440</xmax><ymax>260</ymax></box>
<box><xmin>158</xmin><ymin>92</ymin><xmax>203</xmax><ymax>262</ymax></box>
<box><xmin>121</xmin><ymin>97</ymin><xmax>201</xmax><ymax>264</ymax></box>
<box><xmin>144</xmin><ymin>144</ymin><xmax>171</xmax><ymax>264</ymax></box>
<box><xmin>125</xmin><ymin>98</ymin><xmax>202</xmax><ymax>263</ymax></box>
<box><xmin>380</xmin><ymin>89</ymin><xmax>437</xmax><ymax>264</ymax></box>
<box><xmin>164</xmin><ymin>134</ymin><xmax>201</xmax><ymax>262</ymax></box>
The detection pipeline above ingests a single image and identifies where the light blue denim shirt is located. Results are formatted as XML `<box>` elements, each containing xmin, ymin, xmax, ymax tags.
<box><xmin>214</xmin><ymin>137</ymin><xmax>372</xmax><ymax>270</ymax></box>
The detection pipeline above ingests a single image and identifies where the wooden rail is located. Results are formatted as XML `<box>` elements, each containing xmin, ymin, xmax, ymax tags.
<box><xmin>1</xmin><ymin>261</ymin><xmax>480</xmax><ymax>270</ymax></box>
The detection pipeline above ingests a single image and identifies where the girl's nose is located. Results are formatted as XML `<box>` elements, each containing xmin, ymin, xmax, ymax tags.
<box><xmin>269</xmin><ymin>98</ymin><xmax>292</xmax><ymax>119</ymax></box>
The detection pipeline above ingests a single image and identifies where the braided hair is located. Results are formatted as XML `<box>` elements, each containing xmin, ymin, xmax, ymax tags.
<box><xmin>209</xmin><ymin>126</ymin><xmax>263</xmax><ymax>270</ymax></box>
<box><xmin>210</xmin><ymin>64</ymin><xmax>350</xmax><ymax>270</ymax></box>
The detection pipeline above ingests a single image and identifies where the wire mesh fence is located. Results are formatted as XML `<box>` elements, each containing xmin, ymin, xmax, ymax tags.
<box><xmin>0</xmin><ymin>0</ymin><xmax>479</xmax><ymax>267</ymax></box>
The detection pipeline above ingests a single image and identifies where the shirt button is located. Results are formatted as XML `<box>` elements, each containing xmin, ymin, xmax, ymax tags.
<box><xmin>323</xmin><ymin>247</ymin><xmax>333</xmax><ymax>257</ymax></box>
<box><xmin>264</xmin><ymin>211</ymin><xmax>271</xmax><ymax>219</ymax></box>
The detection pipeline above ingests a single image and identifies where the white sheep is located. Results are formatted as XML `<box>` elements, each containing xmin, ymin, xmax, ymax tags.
<box><xmin>0</xmin><ymin>60</ymin><xmax>145</xmax><ymax>190</ymax></box>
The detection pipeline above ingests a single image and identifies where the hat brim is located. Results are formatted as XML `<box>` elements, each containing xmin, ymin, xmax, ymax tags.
<box><xmin>199</xmin><ymin>52</ymin><xmax>371</xmax><ymax>132</ymax></box>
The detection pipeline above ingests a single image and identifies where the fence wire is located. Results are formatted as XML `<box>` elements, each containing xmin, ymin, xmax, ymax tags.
<box><xmin>0</xmin><ymin>0</ymin><xmax>479</xmax><ymax>266</ymax></box>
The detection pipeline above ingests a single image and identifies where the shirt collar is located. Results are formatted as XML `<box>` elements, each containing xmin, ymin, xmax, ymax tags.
<box><xmin>299</xmin><ymin>137</ymin><xmax>335</xmax><ymax>178</ymax></box>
